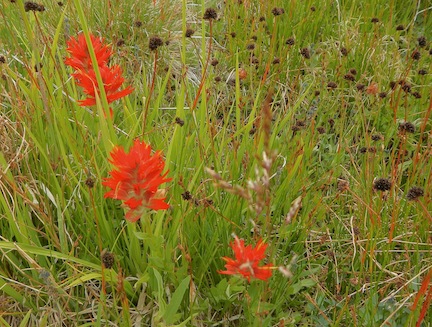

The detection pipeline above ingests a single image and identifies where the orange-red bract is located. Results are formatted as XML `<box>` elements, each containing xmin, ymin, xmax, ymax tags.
<box><xmin>219</xmin><ymin>237</ymin><xmax>274</xmax><ymax>282</ymax></box>
<box><xmin>65</xmin><ymin>33</ymin><xmax>133</xmax><ymax>108</ymax></box>
<box><xmin>72</xmin><ymin>65</ymin><xmax>133</xmax><ymax>106</ymax></box>
<box><xmin>65</xmin><ymin>33</ymin><xmax>112</xmax><ymax>71</ymax></box>
<box><xmin>103</xmin><ymin>140</ymin><xmax>171</xmax><ymax>222</ymax></box>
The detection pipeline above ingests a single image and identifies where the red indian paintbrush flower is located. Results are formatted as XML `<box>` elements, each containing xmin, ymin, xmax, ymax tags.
<box><xmin>218</xmin><ymin>236</ymin><xmax>274</xmax><ymax>282</ymax></box>
<box><xmin>103</xmin><ymin>140</ymin><xmax>171</xmax><ymax>222</ymax></box>
<box><xmin>65</xmin><ymin>33</ymin><xmax>112</xmax><ymax>71</ymax></box>
<box><xmin>65</xmin><ymin>33</ymin><xmax>133</xmax><ymax>107</ymax></box>
<box><xmin>72</xmin><ymin>65</ymin><xmax>133</xmax><ymax>106</ymax></box>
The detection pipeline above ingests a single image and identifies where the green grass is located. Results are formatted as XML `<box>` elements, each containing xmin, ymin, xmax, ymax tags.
<box><xmin>0</xmin><ymin>0</ymin><xmax>431</xmax><ymax>326</ymax></box>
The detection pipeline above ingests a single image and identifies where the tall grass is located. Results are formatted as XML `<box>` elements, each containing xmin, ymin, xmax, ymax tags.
<box><xmin>0</xmin><ymin>0</ymin><xmax>431</xmax><ymax>326</ymax></box>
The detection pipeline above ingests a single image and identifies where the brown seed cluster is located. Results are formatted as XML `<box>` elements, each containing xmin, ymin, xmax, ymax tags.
<box><xmin>373</xmin><ymin>178</ymin><xmax>391</xmax><ymax>191</ymax></box>
<box><xmin>407</xmin><ymin>187</ymin><xmax>424</xmax><ymax>201</ymax></box>
<box><xmin>411</xmin><ymin>50</ymin><xmax>421</xmax><ymax>60</ymax></box>
<box><xmin>85</xmin><ymin>177</ymin><xmax>95</xmax><ymax>188</ymax></box>
<box><xmin>340</xmin><ymin>47</ymin><xmax>349</xmax><ymax>56</ymax></box>
<box><xmin>356</xmin><ymin>83</ymin><xmax>365</xmax><ymax>91</ymax></box>
<box><xmin>148</xmin><ymin>36</ymin><xmax>163</xmax><ymax>51</ymax></box>
<box><xmin>327</xmin><ymin>81</ymin><xmax>337</xmax><ymax>89</ymax></box>
<box><xmin>203</xmin><ymin>8</ymin><xmax>217</xmax><ymax>20</ymax></box>
<box><xmin>301</xmin><ymin>47</ymin><xmax>310</xmax><ymax>59</ymax></box>
<box><xmin>285</xmin><ymin>37</ymin><xmax>295</xmax><ymax>46</ymax></box>
<box><xmin>181</xmin><ymin>191</ymin><xmax>192</xmax><ymax>201</ymax></box>
<box><xmin>271</xmin><ymin>7</ymin><xmax>285</xmax><ymax>16</ymax></box>
<box><xmin>24</xmin><ymin>1</ymin><xmax>45</xmax><ymax>12</ymax></box>
<box><xmin>102</xmin><ymin>251</ymin><xmax>115</xmax><ymax>269</ymax></box>
<box><xmin>175</xmin><ymin>117</ymin><xmax>184</xmax><ymax>126</ymax></box>
<box><xmin>0</xmin><ymin>56</ymin><xmax>5</xmax><ymax>64</ymax></box>
<box><xmin>185</xmin><ymin>28</ymin><xmax>195</xmax><ymax>37</ymax></box>
<box><xmin>398</xmin><ymin>121</ymin><xmax>415</xmax><ymax>133</ymax></box>
<box><xmin>344</xmin><ymin>74</ymin><xmax>355</xmax><ymax>82</ymax></box>
<box><xmin>417</xmin><ymin>36</ymin><xmax>427</xmax><ymax>47</ymax></box>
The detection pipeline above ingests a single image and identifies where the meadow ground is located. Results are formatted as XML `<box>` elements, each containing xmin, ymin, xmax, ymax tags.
<box><xmin>0</xmin><ymin>0</ymin><xmax>431</xmax><ymax>326</ymax></box>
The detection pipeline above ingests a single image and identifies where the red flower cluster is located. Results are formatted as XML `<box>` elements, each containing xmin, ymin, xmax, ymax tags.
<box><xmin>65</xmin><ymin>33</ymin><xmax>133</xmax><ymax>108</ymax></box>
<box><xmin>103</xmin><ymin>140</ymin><xmax>171</xmax><ymax>222</ymax></box>
<box><xmin>219</xmin><ymin>236</ymin><xmax>274</xmax><ymax>282</ymax></box>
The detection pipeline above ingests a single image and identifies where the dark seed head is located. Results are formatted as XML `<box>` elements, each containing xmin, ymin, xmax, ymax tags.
<box><xmin>57</xmin><ymin>1</ymin><xmax>63</xmax><ymax>6</ymax></box>
<box><xmin>271</xmin><ymin>7</ymin><xmax>285</xmax><ymax>16</ymax></box>
<box><xmin>175</xmin><ymin>117</ymin><xmax>184</xmax><ymax>126</ymax></box>
<box><xmin>418</xmin><ymin>69</ymin><xmax>427</xmax><ymax>75</ymax></box>
<box><xmin>285</xmin><ymin>37</ymin><xmax>295</xmax><ymax>46</ymax></box>
<box><xmin>389</xmin><ymin>81</ymin><xmax>397</xmax><ymax>89</ymax></box>
<box><xmin>203</xmin><ymin>8</ymin><xmax>217</xmax><ymax>20</ymax></box>
<box><xmin>396</xmin><ymin>24</ymin><xmax>404</xmax><ymax>31</ymax></box>
<box><xmin>344</xmin><ymin>73</ymin><xmax>355</xmax><ymax>82</ymax></box>
<box><xmin>412</xmin><ymin>91</ymin><xmax>421</xmax><ymax>99</ymax></box>
<box><xmin>230</xmin><ymin>32</ymin><xmax>236</xmax><ymax>38</ymax></box>
<box><xmin>102</xmin><ymin>251</ymin><xmax>115</xmax><ymax>269</ymax></box>
<box><xmin>317</xmin><ymin>126</ymin><xmax>325</xmax><ymax>134</ymax></box>
<box><xmin>85</xmin><ymin>177</ymin><xmax>95</xmax><ymax>188</ymax></box>
<box><xmin>356</xmin><ymin>83</ymin><xmax>365</xmax><ymax>91</ymax></box>
<box><xmin>259</xmin><ymin>16</ymin><xmax>266</xmax><ymax>22</ymax></box>
<box><xmin>246</xmin><ymin>43</ymin><xmax>255</xmax><ymax>51</ymax></box>
<box><xmin>272</xmin><ymin>57</ymin><xmax>280</xmax><ymax>65</ymax></box>
<box><xmin>417</xmin><ymin>36</ymin><xmax>427</xmax><ymax>47</ymax></box>
<box><xmin>411</xmin><ymin>50</ymin><xmax>421</xmax><ymax>60</ymax></box>
<box><xmin>310</xmin><ymin>6</ymin><xmax>316</xmax><ymax>12</ymax></box>
<box><xmin>24</xmin><ymin>2</ymin><xmax>45</xmax><ymax>12</ymax></box>
<box><xmin>327</xmin><ymin>81</ymin><xmax>337</xmax><ymax>89</ymax></box>
<box><xmin>314</xmin><ymin>90</ymin><xmax>321</xmax><ymax>96</ymax></box>
<box><xmin>0</xmin><ymin>56</ymin><xmax>5</xmax><ymax>64</ymax></box>
<box><xmin>134</xmin><ymin>21</ymin><xmax>143</xmax><ymax>28</ymax></box>
<box><xmin>116</xmin><ymin>39</ymin><xmax>125</xmax><ymax>47</ymax></box>
<box><xmin>349</xmin><ymin>68</ymin><xmax>357</xmax><ymax>75</ymax></box>
<box><xmin>371</xmin><ymin>17</ymin><xmax>379</xmax><ymax>23</ymax></box>
<box><xmin>181</xmin><ymin>191</ymin><xmax>192</xmax><ymax>201</ymax></box>
<box><xmin>210</xmin><ymin>58</ymin><xmax>219</xmax><ymax>66</ymax></box>
<box><xmin>378</xmin><ymin>92</ymin><xmax>387</xmax><ymax>98</ymax></box>
<box><xmin>373</xmin><ymin>178</ymin><xmax>391</xmax><ymax>191</ymax></box>
<box><xmin>300</xmin><ymin>47</ymin><xmax>310</xmax><ymax>59</ymax></box>
<box><xmin>407</xmin><ymin>187</ymin><xmax>424</xmax><ymax>201</ymax></box>
<box><xmin>214</xmin><ymin>76</ymin><xmax>221</xmax><ymax>82</ymax></box>
<box><xmin>359</xmin><ymin>147</ymin><xmax>367</xmax><ymax>153</ymax></box>
<box><xmin>401</xmin><ymin>82</ymin><xmax>411</xmax><ymax>93</ymax></box>
<box><xmin>398</xmin><ymin>121</ymin><xmax>415</xmax><ymax>133</ymax></box>
<box><xmin>148</xmin><ymin>36</ymin><xmax>163</xmax><ymax>51</ymax></box>
<box><xmin>185</xmin><ymin>28</ymin><xmax>195</xmax><ymax>37</ymax></box>
<box><xmin>340</xmin><ymin>47</ymin><xmax>348</xmax><ymax>56</ymax></box>
<box><xmin>371</xmin><ymin>134</ymin><xmax>382</xmax><ymax>141</ymax></box>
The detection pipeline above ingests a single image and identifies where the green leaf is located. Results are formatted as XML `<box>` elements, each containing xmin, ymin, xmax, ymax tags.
<box><xmin>19</xmin><ymin>310</ymin><xmax>32</xmax><ymax>327</ymax></box>
<box><xmin>163</xmin><ymin>275</ymin><xmax>191</xmax><ymax>324</ymax></box>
